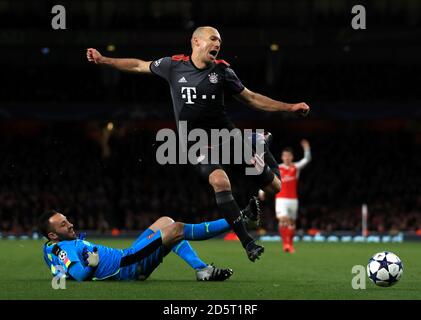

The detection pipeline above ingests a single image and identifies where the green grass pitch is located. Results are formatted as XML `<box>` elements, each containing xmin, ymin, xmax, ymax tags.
<box><xmin>0</xmin><ymin>239</ymin><xmax>419</xmax><ymax>300</ymax></box>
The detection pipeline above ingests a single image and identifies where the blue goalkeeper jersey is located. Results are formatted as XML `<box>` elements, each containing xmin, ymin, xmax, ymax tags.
<box><xmin>43</xmin><ymin>239</ymin><xmax>123</xmax><ymax>280</ymax></box>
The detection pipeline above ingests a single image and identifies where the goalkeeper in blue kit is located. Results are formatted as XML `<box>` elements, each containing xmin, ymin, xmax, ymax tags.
<box><xmin>39</xmin><ymin>200</ymin><xmax>259</xmax><ymax>281</ymax></box>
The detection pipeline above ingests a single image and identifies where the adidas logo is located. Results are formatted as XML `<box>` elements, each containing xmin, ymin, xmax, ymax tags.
<box><xmin>178</xmin><ymin>77</ymin><xmax>187</xmax><ymax>83</ymax></box>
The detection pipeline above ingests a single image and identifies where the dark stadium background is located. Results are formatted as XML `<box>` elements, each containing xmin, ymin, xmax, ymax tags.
<box><xmin>1</xmin><ymin>0</ymin><xmax>420</xmax><ymax>239</ymax></box>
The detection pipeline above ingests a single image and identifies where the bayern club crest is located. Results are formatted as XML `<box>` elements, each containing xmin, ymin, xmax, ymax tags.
<box><xmin>208</xmin><ymin>72</ymin><xmax>218</xmax><ymax>84</ymax></box>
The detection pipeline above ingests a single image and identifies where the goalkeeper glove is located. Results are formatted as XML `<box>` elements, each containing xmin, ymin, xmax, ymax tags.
<box><xmin>82</xmin><ymin>247</ymin><xmax>99</xmax><ymax>267</ymax></box>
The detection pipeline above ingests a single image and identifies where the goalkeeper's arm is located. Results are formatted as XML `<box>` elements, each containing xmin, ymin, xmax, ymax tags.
<box><xmin>68</xmin><ymin>247</ymin><xmax>99</xmax><ymax>281</ymax></box>
<box><xmin>68</xmin><ymin>262</ymin><xmax>97</xmax><ymax>281</ymax></box>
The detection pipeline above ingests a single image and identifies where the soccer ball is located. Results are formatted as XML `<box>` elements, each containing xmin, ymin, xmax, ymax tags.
<box><xmin>367</xmin><ymin>251</ymin><xmax>403</xmax><ymax>287</ymax></box>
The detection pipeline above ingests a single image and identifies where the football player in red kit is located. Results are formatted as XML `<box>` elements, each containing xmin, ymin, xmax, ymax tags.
<box><xmin>275</xmin><ymin>139</ymin><xmax>311</xmax><ymax>253</ymax></box>
<box><xmin>259</xmin><ymin>139</ymin><xmax>312</xmax><ymax>253</ymax></box>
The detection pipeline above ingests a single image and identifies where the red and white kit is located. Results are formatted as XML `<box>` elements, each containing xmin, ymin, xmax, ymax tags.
<box><xmin>275</xmin><ymin>148</ymin><xmax>311</xmax><ymax>219</ymax></box>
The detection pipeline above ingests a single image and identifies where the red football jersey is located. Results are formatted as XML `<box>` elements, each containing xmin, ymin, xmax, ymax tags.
<box><xmin>276</xmin><ymin>164</ymin><xmax>299</xmax><ymax>199</ymax></box>
<box><xmin>275</xmin><ymin>148</ymin><xmax>312</xmax><ymax>200</ymax></box>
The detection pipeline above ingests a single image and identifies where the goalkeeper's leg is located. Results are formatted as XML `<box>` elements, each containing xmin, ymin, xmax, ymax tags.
<box><xmin>127</xmin><ymin>217</ymin><xmax>233</xmax><ymax>280</ymax></box>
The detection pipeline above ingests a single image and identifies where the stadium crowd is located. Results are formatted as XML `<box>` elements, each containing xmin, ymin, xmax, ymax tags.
<box><xmin>1</xmin><ymin>122</ymin><xmax>420</xmax><ymax>236</ymax></box>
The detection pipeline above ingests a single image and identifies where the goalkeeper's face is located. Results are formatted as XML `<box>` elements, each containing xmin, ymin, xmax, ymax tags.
<box><xmin>49</xmin><ymin>213</ymin><xmax>77</xmax><ymax>241</ymax></box>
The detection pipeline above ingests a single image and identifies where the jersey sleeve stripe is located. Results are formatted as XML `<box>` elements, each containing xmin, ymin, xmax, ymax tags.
<box><xmin>215</xmin><ymin>59</ymin><xmax>230</xmax><ymax>66</ymax></box>
<box><xmin>171</xmin><ymin>54</ymin><xmax>190</xmax><ymax>61</ymax></box>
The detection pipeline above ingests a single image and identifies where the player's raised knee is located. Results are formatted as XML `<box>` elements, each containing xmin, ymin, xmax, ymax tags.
<box><xmin>208</xmin><ymin>170</ymin><xmax>231</xmax><ymax>192</ymax></box>
<box><xmin>160</xmin><ymin>216</ymin><xmax>175</xmax><ymax>225</ymax></box>
<box><xmin>149</xmin><ymin>216</ymin><xmax>175</xmax><ymax>232</ymax></box>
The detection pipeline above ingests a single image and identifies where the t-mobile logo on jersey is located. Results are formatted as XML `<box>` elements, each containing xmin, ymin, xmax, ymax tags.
<box><xmin>181</xmin><ymin>87</ymin><xmax>216</xmax><ymax>104</ymax></box>
<box><xmin>181</xmin><ymin>87</ymin><xmax>196</xmax><ymax>104</ymax></box>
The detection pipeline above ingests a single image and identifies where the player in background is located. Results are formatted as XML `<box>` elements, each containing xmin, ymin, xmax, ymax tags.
<box><xmin>275</xmin><ymin>139</ymin><xmax>311</xmax><ymax>253</ymax></box>
<box><xmin>40</xmin><ymin>200</ymin><xmax>258</xmax><ymax>281</ymax></box>
<box><xmin>259</xmin><ymin>139</ymin><xmax>311</xmax><ymax>253</ymax></box>
<box><xmin>86</xmin><ymin>26</ymin><xmax>310</xmax><ymax>262</ymax></box>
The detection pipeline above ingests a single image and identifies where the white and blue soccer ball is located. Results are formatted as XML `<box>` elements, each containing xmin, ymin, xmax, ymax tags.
<box><xmin>367</xmin><ymin>251</ymin><xmax>403</xmax><ymax>287</ymax></box>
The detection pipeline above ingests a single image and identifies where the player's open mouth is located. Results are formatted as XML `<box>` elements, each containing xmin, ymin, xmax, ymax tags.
<box><xmin>209</xmin><ymin>50</ymin><xmax>218</xmax><ymax>59</ymax></box>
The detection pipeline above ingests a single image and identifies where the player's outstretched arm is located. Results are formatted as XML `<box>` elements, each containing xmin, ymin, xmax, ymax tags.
<box><xmin>86</xmin><ymin>48</ymin><xmax>152</xmax><ymax>74</ymax></box>
<box><xmin>234</xmin><ymin>87</ymin><xmax>310</xmax><ymax>116</ymax></box>
<box><xmin>300</xmin><ymin>139</ymin><xmax>311</xmax><ymax>152</ymax></box>
<box><xmin>295</xmin><ymin>139</ymin><xmax>312</xmax><ymax>169</ymax></box>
